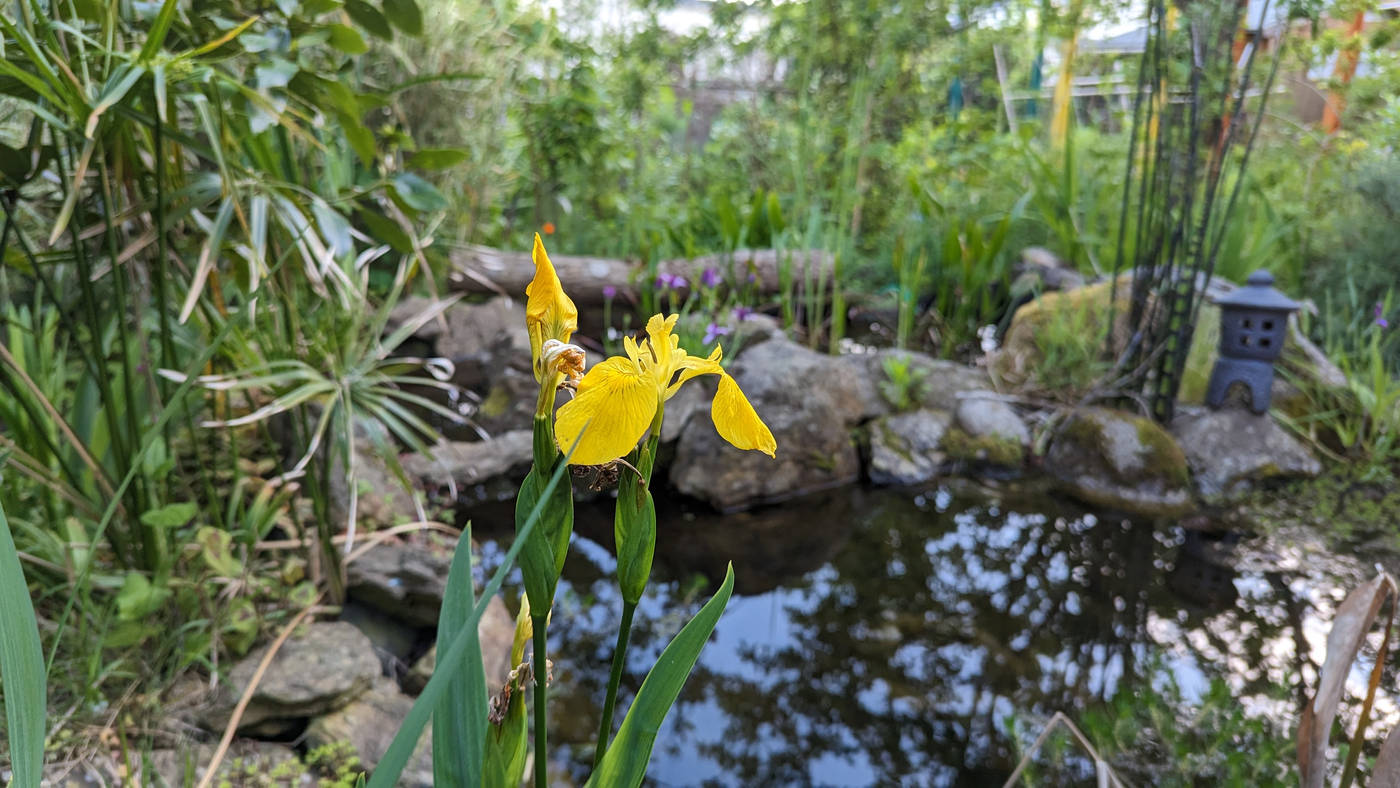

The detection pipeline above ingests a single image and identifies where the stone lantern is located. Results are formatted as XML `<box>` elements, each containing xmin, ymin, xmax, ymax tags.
<box><xmin>1205</xmin><ymin>270</ymin><xmax>1299</xmax><ymax>414</ymax></box>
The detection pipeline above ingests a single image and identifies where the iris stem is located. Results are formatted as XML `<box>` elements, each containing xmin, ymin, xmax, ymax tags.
<box><xmin>533</xmin><ymin>614</ymin><xmax>549</xmax><ymax>788</ymax></box>
<box><xmin>592</xmin><ymin>600</ymin><xmax>637</xmax><ymax>770</ymax></box>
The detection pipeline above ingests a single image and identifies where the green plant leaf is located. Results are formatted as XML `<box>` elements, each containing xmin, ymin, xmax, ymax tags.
<box><xmin>367</xmin><ymin>451</ymin><xmax>572</xmax><ymax>787</ymax></box>
<box><xmin>433</xmin><ymin>526</ymin><xmax>486</xmax><ymax>787</ymax></box>
<box><xmin>392</xmin><ymin>172</ymin><xmax>448</xmax><ymax>213</ymax></box>
<box><xmin>139</xmin><ymin>501</ymin><xmax>198</xmax><ymax>528</ymax></box>
<box><xmin>345</xmin><ymin>0</ymin><xmax>393</xmax><ymax>39</ymax></box>
<box><xmin>0</xmin><ymin>501</ymin><xmax>45</xmax><ymax>787</ymax></box>
<box><xmin>139</xmin><ymin>0</ymin><xmax>182</xmax><ymax>61</ymax></box>
<box><xmin>408</xmin><ymin>148</ymin><xmax>470</xmax><ymax>170</ymax></box>
<box><xmin>588</xmin><ymin>563</ymin><xmax>735</xmax><ymax>787</ymax></box>
<box><xmin>382</xmin><ymin>0</ymin><xmax>423</xmax><ymax>35</ymax></box>
<box><xmin>326</xmin><ymin>23</ymin><xmax>369</xmax><ymax>54</ymax></box>
<box><xmin>196</xmin><ymin>526</ymin><xmax>241</xmax><ymax>577</ymax></box>
<box><xmin>115</xmin><ymin>571</ymin><xmax>172</xmax><ymax>621</ymax></box>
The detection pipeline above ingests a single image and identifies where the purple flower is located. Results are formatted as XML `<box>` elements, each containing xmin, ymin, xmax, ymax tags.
<box><xmin>701</xmin><ymin>267</ymin><xmax>722</xmax><ymax>288</ymax></box>
<box><xmin>702</xmin><ymin>322</ymin><xmax>731</xmax><ymax>345</ymax></box>
<box><xmin>602</xmin><ymin>285</ymin><xmax>618</xmax><ymax>300</ymax></box>
<box><xmin>656</xmin><ymin>272</ymin><xmax>688</xmax><ymax>291</ymax></box>
<box><xmin>1376</xmin><ymin>302</ymin><xmax>1390</xmax><ymax>329</ymax></box>
<box><xmin>732</xmin><ymin>306</ymin><xmax>753</xmax><ymax>322</ymax></box>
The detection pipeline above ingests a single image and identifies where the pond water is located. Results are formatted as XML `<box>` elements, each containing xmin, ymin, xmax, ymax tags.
<box><xmin>471</xmin><ymin>482</ymin><xmax>1384</xmax><ymax>787</ymax></box>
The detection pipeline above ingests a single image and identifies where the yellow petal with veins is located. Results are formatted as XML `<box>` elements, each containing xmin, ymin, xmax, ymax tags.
<box><xmin>711</xmin><ymin>373</ymin><xmax>776</xmax><ymax>457</ymax></box>
<box><xmin>555</xmin><ymin>356</ymin><xmax>658</xmax><ymax>465</ymax></box>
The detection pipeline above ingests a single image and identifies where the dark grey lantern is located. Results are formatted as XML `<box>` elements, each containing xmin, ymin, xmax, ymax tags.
<box><xmin>1205</xmin><ymin>269</ymin><xmax>1300</xmax><ymax>413</ymax></box>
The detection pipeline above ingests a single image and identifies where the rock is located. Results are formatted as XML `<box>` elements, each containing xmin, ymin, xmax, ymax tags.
<box><xmin>404</xmin><ymin>595</ymin><xmax>517</xmax><ymax>695</ymax></box>
<box><xmin>342</xmin><ymin>601</ymin><xmax>425</xmax><ymax>677</ymax></box>
<box><xmin>305</xmin><ymin>677</ymin><xmax>433</xmax><ymax>787</ymax></box>
<box><xmin>659</xmin><ymin>376</ymin><xmax>710</xmax><ymax>444</ymax></box>
<box><xmin>327</xmin><ymin>420</ymin><xmax>423</xmax><ymax>533</ymax></box>
<box><xmin>954</xmin><ymin>394</ymin><xmax>1031</xmax><ymax>446</ymax></box>
<box><xmin>1171</xmin><ymin>406</ymin><xmax>1321</xmax><ymax>499</ymax></box>
<box><xmin>388</xmin><ymin>295</ymin><xmax>536</xmax><ymax>435</ymax></box>
<box><xmin>1016</xmin><ymin>247</ymin><xmax>1087</xmax><ymax>291</ymax></box>
<box><xmin>840</xmin><ymin>349</ymin><xmax>992</xmax><ymax>419</ymax></box>
<box><xmin>146</xmin><ymin>741</ymin><xmax>300</xmax><ymax>787</ymax></box>
<box><xmin>994</xmin><ymin>277</ymin><xmax>1133</xmax><ymax>389</ymax></box>
<box><xmin>401</xmin><ymin>430</ymin><xmax>533</xmax><ymax>508</ymax></box>
<box><xmin>347</xmin><ymin>543</ymin><xmax>454</xmax><ymax>628</ymax></box>
<box><xmin>670</xmin><ymin>337</ymin><xmax>863</xmax><ymax>510</ymax></box>
<box><xmin>1046</xmin><ymin>407</ymin><xmax>1194</xmax><ymax>517</ymax></box>
<box><xmin>867</xmin><ymin>409</ymin><xmax>952</xmax><ymax>486</ymax></box>
<box><xmin>204</xmin><ymin>621</ymin><xmax>380</xmax><ymax>732</ymax></box>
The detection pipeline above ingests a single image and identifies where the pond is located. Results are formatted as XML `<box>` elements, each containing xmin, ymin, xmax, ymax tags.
<box><xmin>471</xmin><ymin>482</ymin><xmax>1383</xmax><ymax>787</ymax></box>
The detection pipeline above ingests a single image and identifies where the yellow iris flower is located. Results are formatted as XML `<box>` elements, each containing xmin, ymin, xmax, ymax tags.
<box><xmin>525</xmin><ymin>233</ymin><xmax>579</xmax><ymax>382</ymax></box>
<box><xmin>555</xmin><ymin>313</ymin><xmax>776</xmax><ymax>466</ymax></box>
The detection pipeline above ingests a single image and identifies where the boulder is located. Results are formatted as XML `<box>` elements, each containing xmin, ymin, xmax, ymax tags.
<box><xmin>1171</xmin><ymin>406</ymin><xmax>1321</xmax><ymax>499</ymax></box>
<box><xmin>305</xmin><ymin>678</ymin><xmax>433</xmax><ymax>787</ymax></box>
<box><xmin>954</xmin><ymin>394</ymin><xmax>1031</xmax><ymax>446</ymax></box>
<box><xmin>839</xmin><ymin>349</ymin><xmax>992</xmax><ymax>419</ymax></box>
<box><xmin>670</xmin><ymin>337</ymin><xmax>864</xmax><ymax>510</ymax></box>
<box><xmin>347</xmin><ymin>542</ymin><xmax>454</xmax><ymax>628</ymax></box>
<box><xmin>204</xmin><ymin>621</ymin><xmax>380</xmax><ymax>732</ymax></box>
<box><xmin>994</xmin><ymin>277</ymin><xmax>1133</xmax><ymax>389</ymax></box>
<box><xmin>401</xmin><ymin>430</ymin><xmax>533</xmax><ymax>508</ymax></box>
<box><xmin>1046</xmin><ymin>407</ymin><xmax>1194</xmax><ymax>517</ymax></box>
<box><xmin>868</xmin><ymin>409</ymin><xmax>952</xmax><ymax>486</ymax></box>
<box><xmin>404</xmin><ymin>595</ymin><xmax>517</xmax><ymax>695</ymax></box>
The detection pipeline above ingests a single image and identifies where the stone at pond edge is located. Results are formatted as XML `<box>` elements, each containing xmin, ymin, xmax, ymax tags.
<box><xmin>868</xmin><ymin>409</ymin><xmax>952</xmax><ymax>486</ymax></box>
<box><xmin>671</xmin><ymin>336</ymin><xmax>863</xmax><ymax>511</ymax></box>
<box><xmin>1170</xmin><ymin>406</ymin><xmax>1321</xmax><ymax>500</ymax></box>
<box><xmin>401</xmin><ymin>430</ymin><xmax>533</xmax><ymax>508</ymax></box>
<box><xmin>954</xmin><ymin>394</ymin><xmax>1030</xmax><ymax>447</ymax></box>
<box><xmin>347</xmin><ymin>542</ymin><xmax>454</xmax><ymax>628</ymax></box>
<box><xmin>305</xmin><ymin>677</ymin><xmax>433</xmax><ymax>787</ymax></box>
<box><xmin>201</xmin><ymin>621</ymin><xmax>380</xmax><ymax>732</ymax></box>
<box><xmin>839</xmin><ymin>349</ymin><xmax>991</xmax><ymax>419</ymax></box>
<box><xmin>404</xmin><ymin>594</ymin><xmax>516</xmax><ymax>695</ymax></box>
<box><xmin>1046</xmin><ymin>407</ymin><xmax>1193</xmax><ymax>517</ymax></box>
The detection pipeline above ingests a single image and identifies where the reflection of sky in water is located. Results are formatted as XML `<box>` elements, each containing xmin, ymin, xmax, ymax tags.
<box><xmin>478</xmin><ymin>485</ymin><xmax>1383</xmax><ymax>786</ymax></box>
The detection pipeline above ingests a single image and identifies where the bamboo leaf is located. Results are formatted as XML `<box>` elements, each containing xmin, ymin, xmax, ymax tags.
<box><xmin>48</xmin><ymin>136</ymin><xmax>97</xmax><ymax>246</ymax></box>
<box><xmin>179</xmin><ymin>196</ymin><xmax>237</xmax><ymax>323</ymax></box>
<box><xmin>138</xmin><ymin>0</ymin><xmax>182</xmax><ymax>61</ymax></box>
<box><xmin>85</xmin><ymin>63</ymin><xmax>146</xmax><ymax>138</ymax></box>
<box><xmin>433</xmin><ymin>526</ymin><xmax>485</xmax><ymax>787</ymax></box>
<box><xmin>588</xmin><ymin>563</ymin><xmax>735</xmax><ymax>788</ymax></box>
<box><xmin>0</xmin><ymin>500</ymin><xmax>46</xmax><ymax>787</ymax></box>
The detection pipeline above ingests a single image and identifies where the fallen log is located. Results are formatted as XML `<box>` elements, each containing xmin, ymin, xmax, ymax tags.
<box><xmin>446</xmin><ymin>244</ymin><xmax>834</xmax><ymax>305</ymax></box>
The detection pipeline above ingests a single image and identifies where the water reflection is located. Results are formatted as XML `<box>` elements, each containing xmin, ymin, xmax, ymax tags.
<box><xmin>470</xmin><ymin>484</ymin><xmax>1376</xmax><ymax>786</ymax></box>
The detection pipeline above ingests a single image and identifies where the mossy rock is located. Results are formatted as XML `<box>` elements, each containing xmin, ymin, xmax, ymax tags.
<box><xmin>942</xmin><ymin>426</ymin><xmax>1025</xmax><ymax>468</ymax></box>
<box><xmin>1047</xmin><ymin>407</ymin><xmax>1194</xmax><ymax>517</ymax></box>
<box><xmin>994</xmin><ymin>276</ymin><xmax>1136</xmax><ymax>391</ymax></box>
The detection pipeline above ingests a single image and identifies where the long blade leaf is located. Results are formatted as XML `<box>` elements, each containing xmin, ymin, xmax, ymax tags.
<box><xmin>587</xmin><ymin>563</ymin><xmax>735</xmax><ymax>788</ymax></box>
<box><xmin>433</xmin><ymin>525</ymin><xmax>485</xmax><ymax>787</ymax></box>
<box><xmin>0</xmin><ymin>499</ymin><xmax>47</xmax><ymax>786</ymax></box>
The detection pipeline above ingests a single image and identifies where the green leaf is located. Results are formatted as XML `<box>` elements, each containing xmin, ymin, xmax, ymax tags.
<box><xmin>433</xmin><ymin>527</ymin><xmax>485</xmax><ymax>787</ymax></box>
<box><xmin>382</xmin><ymin>0</ymin><xmax>423</xmax><ymax>34</ymax></box>
<box><xmin>368</xmin><ymin>450</ymin><xmax>572</xmax><ymax>787</ymax></box>
<box><xmin>345</xmin><ymin>0</ymin><xmax>393</xmax><ymax>39</ymax></box>
<box><xmin>196</xmin><ymin>526</ymin><xmax>241</xmax><ymax>577</ymax></box>
<box><xmin>483</xmin><ymin>678</ymin><xmax>528</xmax><ymax>787</ymax></box>
<box><xmin>140</xmin><ymin>502</ymin><xmax>198</xmax><ymax>528</ymax></box>
<box><xmin>338</xmin><ymin>110</ymin><xmax>376</xmax><ymax>167</ymax></box>
<box><xmin>392</xmin><ymin>172</ymin><xmax>448</xmax><ymax>213</ymax></box>
<box><xmin>139</xmin><ymin>0</ymin><xmax>182</xmax><ymax>61</ymax></box>
<box><xmin>408</xmin><ymin>148</ymin><xmax>470</xmax><ymax>170</ymax></box>
<box><xmin>115</xmin><ymin>572</ymin><xmax>172</xmax><ymax>621</ymax></box>
<box><xmin>357</xmin><ymin>205</ymin><xmax>414</xmax><ymax>253</ymax></box>
<box><xmin>0</xmin><ymin>502</ymin><xmax>45</xmax><ymax>787</ymax></box>
<box><xmin>326</xmin><ymin>23</ymin><xmax>369</xmax><ymax>54</ymax></box>
<box><xmin>588</xmin><ymin>564</ymin><xmax>735</xmax><ymax>788</ymax></box>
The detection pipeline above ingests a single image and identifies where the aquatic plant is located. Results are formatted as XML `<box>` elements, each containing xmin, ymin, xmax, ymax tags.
<box><xmin>366</xmin><ymin>235</ymin><xmax>774</xmax><ymax>787</ymax></box>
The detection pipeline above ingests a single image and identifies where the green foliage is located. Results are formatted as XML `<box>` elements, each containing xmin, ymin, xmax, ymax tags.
<box><xmin>878</xmin><ymin>353</ymin><xmax>930</xmax><ymax>412</ymax></box>
<box><xmin>433</xmin><ymin>527</ymin><xmax>486</xmax><ymax>786</ymax></box>
<box><xmin>0</xmin><ymin>499</ymin><xmax>45</xmax><ymax>787</ymax></box>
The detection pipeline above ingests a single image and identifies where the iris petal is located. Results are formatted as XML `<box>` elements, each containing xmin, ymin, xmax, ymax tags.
<box><xmin>525</xmin><ymin>234</ymin><xmax>578</xmax><ymax>380</ymax></box>
<box><xmin>711</xmin><ymin>373</ymin><xmax>777</xmax><ymax>457</ymax></box>
<box><xmin>555</xmin><ymin>357</ymin><xmax>658</xmax><ymax>465</ymax></box>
